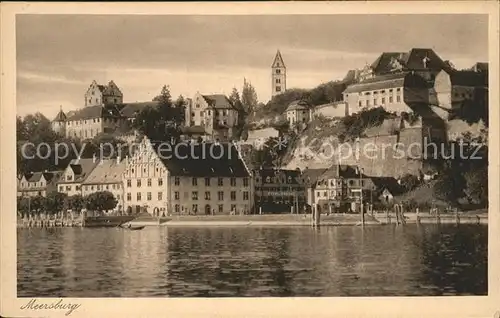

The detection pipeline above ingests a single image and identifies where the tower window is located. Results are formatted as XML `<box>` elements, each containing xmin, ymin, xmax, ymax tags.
<box><xmin>276</xmin><ymin>69</ymin><xmax>281</xmax><ymax>74</ymax></box>
<box><xmin>276</xmin><ymin>86</ymin><xmax>281</xmax><ymax>92</ymax></box>
<box><xmin>276</xmin><ymin>79</ymin><xmax>280</xmax><ymax>84</ymax></box>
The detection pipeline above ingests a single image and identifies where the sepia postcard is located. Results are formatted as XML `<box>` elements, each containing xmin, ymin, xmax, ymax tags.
<box><xmin>1</xmin><ymin>2</ymin><xmax>499</xmax><ymax>317</ymax></box>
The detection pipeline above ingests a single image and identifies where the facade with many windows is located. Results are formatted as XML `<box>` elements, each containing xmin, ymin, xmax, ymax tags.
<box><xmin>17</xmin><ymin>171</ymin><xmax>63</xmax><ymax>197</ymax></box>
<box><xmin>57</xmin><ymin>158</ymin><xmax>100</xmax><ymax>197</ymax></box>
<box><xmin>123</xmin><ymin>136</ymin><xmax>253</xmax><ymax>216</ymax></box>
<box><xmin>81</xmin><ymin>158</ymin><xmax>127</xmax><ymax>212</ymax></box>
<box><xmin>253</xmin><ymin>168</ymin><xmax>306</xmax><ymax>213</ymax></box>
<box><xmin>314</xmin><ymin>165</ymin><xmax>375</xmax><ymax>213</ymax></box>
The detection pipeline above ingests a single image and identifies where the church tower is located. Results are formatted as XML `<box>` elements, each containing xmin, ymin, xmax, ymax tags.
<box><xmin>271</xmin><ymin>50</ymin><xmax>286</xmax><ymax>97</ymax></box>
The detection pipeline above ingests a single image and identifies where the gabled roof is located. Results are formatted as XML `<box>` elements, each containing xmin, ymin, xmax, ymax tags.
<box><xmin>83</xmin><ymin>159</ymin><xmax>126</xmax><ymax>185</ymax></box>
<box><xmin>370</xmin><ymin>48</ymin><xmax>448</xmax><ymax>74</ymax></box>
<box><xmin>102</xmin><ymin>80</ymin><xmax>123</xmax><ymax>97</ymax></box>
<box><xmin>202</xmin><ymin>94</ymin><xmax>235</xmax><ymax>110</ymax></box>
<box><xmin>152</xmin><ymin>141</ymin><xmax>250</xmax><ymax>177</ymax></box>
<box><xmin>343</xmin><ymin>72</ymin><xmax>407</xmax><ymax>93</ymax></box>
<box><xmin>59</xmin><ymin>158</ymin><xmax>100</xmax><ymax>184</ymax></box>
<box><xmin>53</xmin><ymin>108</ymin><xmax>67</xmax><ymax>122</ymax></box>
<box><xmin>370</xmin><ymin>176</ymin><xmax>404</xmax><ymax>195</ymax></box>
<box><xmin>272</xmin><ymin>50</ymin><xmax>286</xmax><ymax>68</ymax></box>
<box><xmin>370</xmin><ymin>52</ymin><xmax>407</xmax><ymax>74</ymax></box>
<box><xmin>286</xmin><ymin>100</ymin><xmax>310</xmax><ymax>112</ymax></box>
<box><xmin>317</xmin><ymin>165</ymin><xmax>368</xmax><ymax>183</ymax></box>
<box><xmin>22</xmin><ymin>170</ymin><xmax>63</xmax><ymax>184</ymax></box>
<box><xmin>302</xmin><ymin>168</ymin><xmax>328</xmax><ymax>186</ymax></box>
<box><xmin>66</xmin><ymin>105</ymin><xmax>123</xmax><ymax>121</ymax></box>
<box><xmin>119</xmin><ymin>101</ymin><xmax>159</xmax><ymax>118</ymax></box>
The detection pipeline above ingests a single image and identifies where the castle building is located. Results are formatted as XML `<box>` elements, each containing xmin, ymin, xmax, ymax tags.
<box><xmin>186</xmin><ymin>93</ymin><xmax>240</xmax><ymax>141</ymax></box>
<box><xmin>271</xmin><ymin>50</ymin><xmax>286</xmax><ymax>97</ymax></box>
<box><xmin>65</xmin><ymin>105</ymin><xmax>126</xmax><ymax>140</ymax></box>
<box><xmin>342</xmin><ymin>48</ymin><xmax>451</xmax><ymax>115</ymax></box>
<box><xmin>432</xmin><ymin>66</ymin><xmax>488</xmax><ymax>119</ymax></box>
<box><xmin>52</xmin><ymin>106</ymin><xmax>67</xmax><ymax>136</ymax></box>
<box><xmin>122</xmin><ymin>136</ymin><xmax>253</xmax><ymax>216</ymax></box>
<box><xmin>85</xmin><ymin>80</ymin><xmax>123</xmax><ymax>107</ymax></box>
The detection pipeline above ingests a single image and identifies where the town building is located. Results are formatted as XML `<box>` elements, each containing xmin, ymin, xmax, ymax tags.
<box><xmin>271</xmin><ymin>50</ymin><xmax>287</xmax><ymax>97</ymax></box>
<box><xmin>314</xmin><ymin>165</ymin><xmax>375</xmax><ymax>213</ymax></box>
<box><xmin>342</xmin><ymin>72</ymin><xmax>430</xmax><ymax>115</ymax></box>
<box><xmin>84</xmin><ymin>80</ymin><xmax>123</xmax><ymax>107</ymax></box>
<box><xmin>57</xmin><ymin>158</ymin><xmax>100</xmax><ymax>197</ymax></box>
<box><xmin>122</xmin><ymin>136</ymin><xmax>253</xmax><ymax>216</ymax></box>
<box><xmin>17</xmin><ymin>170</ymin><xmax>63</xmax><ymax>197</ymax></box>
<box><xmin>253</xmin><ymin>168</ymin><xmax>306</xmax><ymax>213</ymax></box>
<box><xmin>343</xmin><ymin>48</ymin><xmax>452</xmax><ymax>115</ymax></box>
<box><xmin>301</xmin><ymin>168</ymin><xmax>328</xmax><ymax>210</ymax></box>
<box><xmin>186</xmin><ymin>93</ymin><xmax>240</xmax><ymax>141</ymax></box>
<box><xmin>64</xmin><ymin>105</ymin><xmax>126</xmax><ymax>140</ymax></box>
<box><xmin>81</xmin><ymin>158</ymin><xmax>127</xmax><ymax>212</ymax></box>
<box><xmin>432</xmin><ymin>67</ymin><xmax>488</xmax><ymax>119</ymax></box>
<box><xmin>285</xmin><ymin>100</ymin><xmax>312</xmax><ymax>125</ymax></box>
<box><xmin>370</xmin><ymin>176</ymin><xmax>404</xmax><ymax>205</ymax></box>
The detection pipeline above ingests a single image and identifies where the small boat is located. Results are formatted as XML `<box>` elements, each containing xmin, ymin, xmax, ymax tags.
<box><xmin>120</xmin><ymin>223</ymin><xmax>145</xmax><ymax>230</ymax></box>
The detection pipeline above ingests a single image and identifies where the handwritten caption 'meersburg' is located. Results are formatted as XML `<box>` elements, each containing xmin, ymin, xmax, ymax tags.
<box><xmin>20</xmin><ymin>298</ymin><xmax>81</xmax><ymax>316</ymax></box>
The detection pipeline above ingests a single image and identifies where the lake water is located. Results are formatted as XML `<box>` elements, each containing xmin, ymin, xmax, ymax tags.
<box><xmin>17</xmin><ymin>224</ymin><xmax>487</xmax><ymax>297</ymax></box>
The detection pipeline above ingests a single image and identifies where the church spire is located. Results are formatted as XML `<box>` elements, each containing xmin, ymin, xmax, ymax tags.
<box><xmin>271</xmin><ymin>50</ymin><xmax>286</xmax><ymax>97</ymax></box>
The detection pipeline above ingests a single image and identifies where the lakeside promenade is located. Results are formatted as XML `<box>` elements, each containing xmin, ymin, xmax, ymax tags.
<box><xmin>127</xmin><ymin>210</ymin><xmax>488</xmax><ymax>227</ymax></box>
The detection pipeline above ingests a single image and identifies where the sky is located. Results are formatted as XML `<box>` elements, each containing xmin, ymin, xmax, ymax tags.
<box><xmin>16</xmin><ymin>14</ymin><xmax>488</xmax><ymax>119</ymax></box>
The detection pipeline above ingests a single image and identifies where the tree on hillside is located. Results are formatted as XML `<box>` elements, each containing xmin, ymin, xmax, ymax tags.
<box><xmin>241</xmin><ymin>79</ymin><xmax>258</xmax><ymax>115</ymax></box>
<box><xmin>134</xmin><ymin>85</ymin><xmax>184</xmax><ymax>143</ymax></box>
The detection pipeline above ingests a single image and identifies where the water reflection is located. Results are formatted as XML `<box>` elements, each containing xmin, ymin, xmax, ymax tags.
<box><xmin>17</xmin><ymin>224</ymin><xmax>487</xmax><ymax>297</ymax></box>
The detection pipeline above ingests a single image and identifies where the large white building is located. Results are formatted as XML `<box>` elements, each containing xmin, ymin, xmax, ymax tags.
<box><xmin>123</xmin><ymin>136</ymin><xmax>253</xmax><ymax>216</ymax></box>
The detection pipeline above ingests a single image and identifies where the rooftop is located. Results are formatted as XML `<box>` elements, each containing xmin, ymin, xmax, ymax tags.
<box><xmin>66</xmin><ymin>105</ymin><xmax>123</xmax><ymax>121</ymax></box>
<box><xmin>83</xmin><ymin>159</ymin><xmax>127</xmax><ymax>185</ymax></box>
<box><xmin>202</xmin><ymin>94</ymin><xmax>235</xmax><ymax>110</ymax></box>
<box><xmin>151</xmin><ymin>141</ymin><xmax>250</xmax><ymax>177</ymax></box>
<box><xmin>286</xmin><ymin>100</ymin><xmax>310</xmax><ymax>112</ymax></box>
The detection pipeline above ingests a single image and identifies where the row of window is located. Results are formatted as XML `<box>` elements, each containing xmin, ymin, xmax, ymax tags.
<box><xmin>126</xmin><ymin>191</ymin><xmax>250</xmax><ymax>202</ymax></box>
<box><xmin>358</xmin><ymin>95</ymin><xmax>401</xmax><ymax>107</ymax></box>
<box><xmin>67</xmin><ymin>117</ymin><xmax>120</xmax><ymax>126</ymax></box>
<box><xmin>175</xmin><ymin>177</ymin><xmax>249</xmax><ymax>187</ymax></box>
<box><xmin>317</xmin><ymin>179</ymin><xmax>366</xmax><ymax>188</ymax></box>
<box><xmin>126</xmin><ymin>178</ymin><xmax>163</xmax><ymax>188</ymax></box>
<box><xmin>255</xmin><ymin>176</ymin><xmax>301</xmax><ymax>184</ymax></box>
<box><xmin>59</xmin><ymin>183</ymin><xmax>121</xmax><ymax>192</ymax></box>
<box><xmin>19</xmin><ymin>182</ymin><xmax>45</xmax><ymax>188</ymax></box>
<box><xmin>173</xmin><ymin>203</ymin><xmax>242</xmax><ymax>214</ymax></box>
